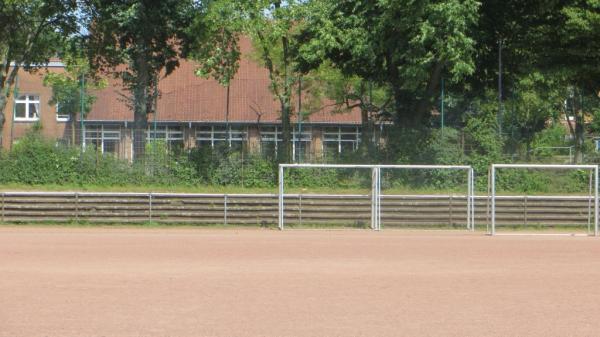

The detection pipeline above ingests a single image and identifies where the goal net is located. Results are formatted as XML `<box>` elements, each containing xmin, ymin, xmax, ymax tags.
<box><xmin>377</xmin><ymin>165</ymin><xmax>475</xmax><ymax>230</ymax></box>
<box><xmin>489</xmin><ymin>164</ymin><xmax>599</xmax><ymax>236</ymax></box>
<box><xmin>278</xmin><ymin>164</ymin><xmax>474</xmax><ymax>231</ymax></box>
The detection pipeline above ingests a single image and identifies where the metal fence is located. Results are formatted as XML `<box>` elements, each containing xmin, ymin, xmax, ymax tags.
<box><xmin>0</xmin><ymin>191</ymin><xmax>597</xmax><ymax>229</ymax></box>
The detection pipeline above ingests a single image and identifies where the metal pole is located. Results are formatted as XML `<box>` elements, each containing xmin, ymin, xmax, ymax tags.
<box><xmin>441</xmin><ymin>77</ymin><xmax>445</xmax><ymax>134</ymax></box>
<box><xmin>80</xmin><ymin>74</ymin><xmax>85</xmax><ymax>154</ymax></box>
<box><xmin>467</xmin><ymin>168</ymin><xmax>472</xmax><ymax>231</ymax></box>
<box><xmin>298</xmin><ymin>76</ymin><xmax>302</xmax><ymax>163</ymax></box>
<box><xmin>224</xmin><ymin>194</ymin><xmax>228</xmax><ymax>226</ymax></box>
<box><xmin>471</xmin><ymin>168</ymin><xmax>476</xmax><ymax>231</ymax></box>
<box><xmin>378</xmin><ymin>167</ymin><xmax>381</xmax><ymax>231</ymax></box>
<box><xmin>10</xmin><ymin>75</ymin><xmax>19</xmax><ymax>149</ymax></box>
<box><xmin>498</xmin><ymin>39</ymin><xmax>503</xmax><ymax>135</ymax></box>
<box><xmin>491</xmin><ymin>166</ymin><xmax>496</xmax><ymax>235</ymax></box>
<box><xmin>371</xmin><ymin>167</ymin><xmax>377</xmax><ymax>230</ymax></box>
<box><xmin>588</xmin><ymin>170</ymin><xmax>593</xmax><ymax>235</ymax></box>
<box><xmin>278</xmin><ymin>165</ymin><xmax>284</xmax><ymax>230</ymax></box>
<box><xmin>595</xmin><ymin>166</ymin><xmax>599</xmax><ymax>236</ymax></box>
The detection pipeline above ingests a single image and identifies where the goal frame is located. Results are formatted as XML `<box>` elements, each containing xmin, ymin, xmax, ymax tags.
<box><xmin>489</xmin><ymin>164</ymin><xmax>599</xmax><ymax>236</ymax></box>
<box><xmin>278</xmin><ymin>163</ymin><xmax>475</xmax><ymax>231</ymax></box>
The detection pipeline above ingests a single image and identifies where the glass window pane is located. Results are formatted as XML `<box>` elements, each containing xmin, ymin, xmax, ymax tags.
<box><xmin>15</xmin><ymin>103</ymin><xmax>26</xmax><ymax>118</ymax></box>
<box><xmin>341</xmin><ymin>142</ymin><xmax>356</xmax><ymax>153</ymax></box>
<box><xmin>104</xmin><ymin>140</ymin><xmax>119</xmax><ymax>154</ymax></box>
<box><xmin>28</xmin><ymin>103</ymin><xmax>39</xmax><ymax>119</ymax></box>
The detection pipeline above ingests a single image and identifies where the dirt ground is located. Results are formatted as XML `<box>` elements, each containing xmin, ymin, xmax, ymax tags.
<box><xmin>1</xmin><ymin>227</ymin><xmax>600</xmax><ymax>337</ymax></box>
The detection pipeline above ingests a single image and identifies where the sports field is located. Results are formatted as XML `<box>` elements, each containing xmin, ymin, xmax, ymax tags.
<box><xmin>1</xmin><ymin>227</ymin><xmax>599</xmax><ymax>337</ymax></box>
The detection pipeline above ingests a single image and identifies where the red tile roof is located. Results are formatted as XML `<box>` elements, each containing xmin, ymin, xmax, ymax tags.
<box><xmin>86</xmin><ymin>38</ymin><xmax>361</xmax><ymax>124</ymax></box>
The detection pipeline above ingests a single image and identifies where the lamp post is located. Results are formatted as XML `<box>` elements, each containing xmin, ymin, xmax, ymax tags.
<box><xmin>498</xmin><ymin>39</ymin><xmax>503</xmax><ymax>135</ymax></box>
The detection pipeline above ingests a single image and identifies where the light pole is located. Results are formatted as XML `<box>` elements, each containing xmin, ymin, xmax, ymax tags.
<box><xmin>498</xmin><ymin>39</ymin><xmax>503</xmax><ymax>135</ymax></box>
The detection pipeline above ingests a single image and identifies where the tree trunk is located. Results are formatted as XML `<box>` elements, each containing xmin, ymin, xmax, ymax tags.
<box><xmin>360</xmin><ymin>107</ymin><xmax>373</xmax><ymax>156</ymax></box>
<box><xmin>413</xmin><ymin>62</ymin><xmax>443</xmax><ymax>125</ymax></box>
<box><xmin>132</xmin><ymin>81</ymin><xmax>148</xmax><ymax>162</ymax></box>
<box><xmin>279</xmin><ymin>101</ymin><xmax>292</xmax><ymax>163</ymax></box>
<box><xmin>0</xmin><ymin>95</ymin><xmax>6</xmax><ymax>148</ymax></box>
<box><xmin>71</xmin><ymin>116</ymin><xmax>76</xmax><ymax>146</ymax></box>
<box><xmin>570</xmin><ymin>87</ymin><xmax>585</xmax><ymax>164</ymax></box>
<box><xmin>575</xmin><ymin>109</ymin><xmax>584</xmax><ymax>163</ymax></box>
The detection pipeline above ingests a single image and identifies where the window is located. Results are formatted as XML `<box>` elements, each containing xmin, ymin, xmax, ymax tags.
<box><xmin>196</xmin><ymin>125</ymin><xmax>247</xmax><ymax>151</ymax></box>
<box><xmin>14</xmin><ymin>95</ymin><xmax>40</xmax><ymax>121</ymax></box>
<box><xmin>84</xmin><ymin>125</ymin><xmax>121</xmax><ymax>155</ymax></box>
<box><xmin>56</xmin><ymin>103</ymin><xmax>70</xmax><ymax>122</ymax></box>
<box><xmin>293</xmin><ymin>126</ymin><xmax>311</xmax><ymax>162</ymax></box>
<box><xmin>148</xmin><ymin>126</ymin><xmax>184</xmax><ymax>152</ymax></box>
<box><xmin>323</xmin><ymin>126</ymin><xmax>361</xmax><ymax>157</ymax></box>
<box><xmin>260</xmin><ymin>126</ymin><xmax>282</xmax><ymax>157</ymax></box>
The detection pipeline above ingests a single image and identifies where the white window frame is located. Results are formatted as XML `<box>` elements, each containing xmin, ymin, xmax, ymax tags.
<box><xmin>260</xmin><ymin>125</ymin><xmax>283</xmax><ymax>155</ymax></box>
<box><xmin>196</xmin><ymin>125</ymin><xmax>247</xmax><ymax>148</ymax></box>
<box><xmin>14</xmin><ymin>94</ymin><xmax>40</xmax><ymax>122</ymax></box>
<box><xmin>55</xmin><ymin>102</ymin><xmax>70</xmax><ymax>122</ymax></box>
<box><xmin>84</xmin><ymin>124</ymin><xmax>121</xmax><ymax>154</ymax></box>
<box><xmin>322</xmin><ymin>126</ymin><xmax>361</xmax><ymax>154</ymax></box>
<box><xmin>148</xmin><ymin>125</ymin><xmax>184</xmax><ymax>149</ymax></box>
<box><xmin>292</xmin><ymin>126</ymin><xmax>312</xmax><ymax>161</ymax></box>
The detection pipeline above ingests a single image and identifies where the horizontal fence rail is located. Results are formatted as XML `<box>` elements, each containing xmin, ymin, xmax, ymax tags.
<box><xmin>0</xmin><ymin>192</ymin><xmax>597</xmax><ymax>229</ymax></box>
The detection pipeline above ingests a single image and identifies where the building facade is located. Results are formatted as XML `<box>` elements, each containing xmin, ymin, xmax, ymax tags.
<box><xmin>2</xmin><ymin>39</ymin><xmax>365</xmax><ymax>161</ymax></box>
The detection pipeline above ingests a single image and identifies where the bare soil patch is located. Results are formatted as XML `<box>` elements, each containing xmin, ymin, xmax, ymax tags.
<box><xmin>1</xmin><ymin>227</ymin><xmax>599</xmax><ymax>337</ymax></box>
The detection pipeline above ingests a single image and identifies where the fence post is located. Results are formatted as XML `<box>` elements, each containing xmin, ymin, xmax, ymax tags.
<box><xmin>523</xmin><ymin>196</ymin><xmax>528</xmax><ymax>227</ymax></box>
<box><xmin>299</xmin><ymin>194</ymin><xmax>302</xmax><ymax>226</ymax></box>
<box><xmin>449</xmin><ymin>194</ymin><xmax>453</xmax><ymax>226</ymax></box>
<box><xmin>1</xmin><ymin>192</ymin><xmax>4</xmax><ymax>223</ymax></box>
<box><xmin>149</xmin><ymin>192</ymin><xmax>153</xmax><ymax>222</ymax></box>
<box><xmin>224</xmin><ymin>194</ymin><xmax>228</xmax><ymax>226</ymax></box>
<box><xmin>75</xmin><ymin>192</ymin><xmax>79</xmax><ymax>222</ymax></box>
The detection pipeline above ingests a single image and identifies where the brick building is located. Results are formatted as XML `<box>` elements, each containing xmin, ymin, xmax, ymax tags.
<box><xmin>2</xmin><ymin>39</ymin><xmax>365</xmax><ymax>161</ymax></box>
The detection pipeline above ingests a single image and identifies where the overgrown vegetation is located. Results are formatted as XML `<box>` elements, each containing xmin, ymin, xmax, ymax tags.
<box><xmin>0</xmin><ymin>128</ymin><xmax>595</xmax><ymax>195</ymax></box>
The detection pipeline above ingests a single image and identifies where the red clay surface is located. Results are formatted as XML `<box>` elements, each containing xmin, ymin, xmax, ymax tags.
<box><xmin>1</xmin><ymin>227</ymin><xmax>600</xmax><ymax>337</ymax></box>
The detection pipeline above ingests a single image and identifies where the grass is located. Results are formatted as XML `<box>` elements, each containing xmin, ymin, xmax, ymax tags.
<box><xmin>0</xmin><ymin>183</ymin><xmax>472</xmax><ymax>195</ymax></box>
<box><xmin>0</xmin><ymin>182</ymin><xmax>596</xmax><ymax>196</ymax></box>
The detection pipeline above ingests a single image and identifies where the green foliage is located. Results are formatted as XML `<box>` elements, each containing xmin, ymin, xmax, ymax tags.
<box><xmin>43</xmin><ymin>55</ymin><xmax>107</xmax><ymax>119</ymax></box>
<box><xmin>503</xmin><ymin>73</ymin><xmax>563</xmax><ymax>153</ymax></box>
<box><xmin>0</xmin><ymin>0</ymin><xmax>78</xmax><ymax>137</ymax></box>
<box><xmin>188</xmin><ymin>0</ymin><xmax>241</xmax><ymax>86</ymax></box>
<box><xmin>462</xmin><ymin>95</ymin><xmax>504</xmax><ymax>188</ymax></box>
<box><xmin>297</xmin><ymin>0</ymin><xmax>480</xmax><ymax>126</ymax></box>
<box><xmin>86</xmin><ymin>0</ymin><xmax>199</xmax><ymax>160</ymax></box>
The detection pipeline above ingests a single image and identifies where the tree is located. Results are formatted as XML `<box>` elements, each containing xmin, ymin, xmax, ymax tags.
<box><xmin>43</xmin><ymin>53</ymin><xmax>107</xmax><ymax>145</ymax></box>
<box><xmin>192</xmin><ymin>0</ymin><xmax>306</xmax><ymax>163</ymax></box>
<box><xmin>188</xmin><ymin>0</ymin><xmax>242</xmax><ymax>147</ymax></box>
<box><xmin>523</xmin><ymin>0</ymin><xmax>600</xmax><ymax>162</ymax></box>
<box><xmin>502</xmin><ymin>73</ymin><xmax>563</xmax><ymax>160</ymax></box>
<box><xmin>301</xmin><ymin>62</ymin><xmax>392</xmax><ymax>155</ymax></box>
<box><xmin>296</xmin><ymin>0</ymin><xmax>480</xmax><ymax>128</ymax></box>
<box><xmin>0</xmin><ymin>0</ymin><xmax>78</xmax><ymax>148</ymax></box>
<box><xmin>85</xmin><ymin>0</ymin><xmax>197</xmax><ymax>161</ymax></box>
<box><xmin>241</xmin><ymin>0</ymin><xmax>305</xmax><ymax>163</ymax></box>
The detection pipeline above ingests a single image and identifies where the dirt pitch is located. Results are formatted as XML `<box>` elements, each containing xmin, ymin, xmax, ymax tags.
<box><xmin>1</xmin><ymin>227</ymin><xmax>600</xmax><ymax>337</ymax></box>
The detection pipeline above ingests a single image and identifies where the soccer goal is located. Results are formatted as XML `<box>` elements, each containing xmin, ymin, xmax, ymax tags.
<box><xmin>278</xmin><ymin>164</ymin><xmax>381</xmax><ymax>230</ymax></box>
<box><xmin>377</xmin><ymin>165</ymin><xmax>475</xmax><ymax>230</ymax></box>
<box><xmin>278</xmin><ymin>164</ymin><xmax>475</xmax><ymax>231</ymax></box>
<box><xmin>489</xmin><ymin>164</ymin><xmax>599</xmax><ymax>236</ymax></box>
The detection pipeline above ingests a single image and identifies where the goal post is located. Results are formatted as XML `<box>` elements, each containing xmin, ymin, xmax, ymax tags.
<box><xmin>279</xmin><ymin>164</ymin><xmax>382</xmax><ymax>230</ymax></box>
<box><xmin>489</xmin><ymin>164</ymin><xmax>599</xmax><ymax>236</ymax></box>
<box><xmin>278</xmin><ymin>164</ymin><xmax>474</xmax><ymax>231</ymax></box>
<box><xmin>377</xmin><ymin>165</ymin><xmax>475</xmax><ymax>230</ymax></box>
